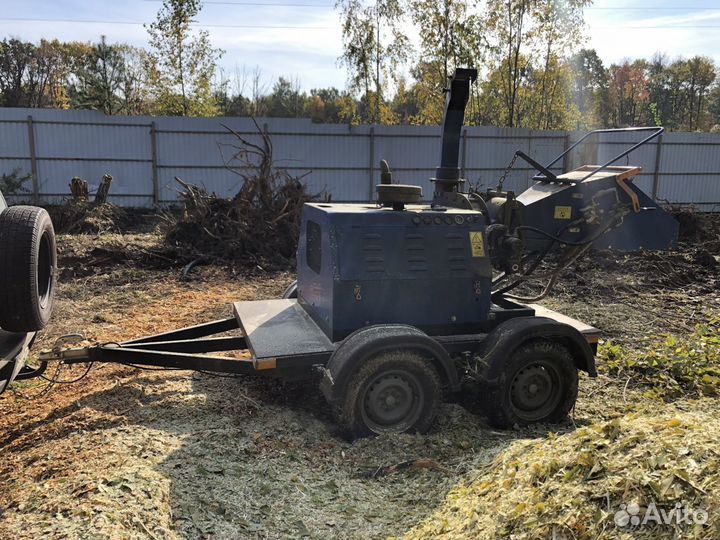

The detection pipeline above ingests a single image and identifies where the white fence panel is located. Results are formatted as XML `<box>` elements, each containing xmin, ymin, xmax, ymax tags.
<box><xmin>0</xmin><ymin>107</ymin><xmax>717</xmax><ymax>211</ymax></box>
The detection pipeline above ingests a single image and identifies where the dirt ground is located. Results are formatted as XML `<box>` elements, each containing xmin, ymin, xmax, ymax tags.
<box><xmin>1</xmin><ymin>223</ymin><xmax>719</xmax><ymax>540</ymax></box>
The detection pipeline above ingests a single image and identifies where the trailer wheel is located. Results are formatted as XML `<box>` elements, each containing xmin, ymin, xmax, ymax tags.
<box><xmin>484</xmin><ymin>341</ymin><xmax>578</xmax><ymax>428</ymax></box>
<box><xmin>282</xmin><ymin>280</ymin><xmax>298</xmax><ymax>299</ymax></box>
<box><xmin>338</xmin><ymin>351</ymin><xmax>441</xmax><ymax>438</ymax></box>
<box><xmin>0</xmin><ymin>206</ymin><xmax>57</xmax><ymax>332</ymax></box>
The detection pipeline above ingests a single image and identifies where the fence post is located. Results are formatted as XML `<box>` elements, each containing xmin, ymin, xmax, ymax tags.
<box><xmin>562</xmin><ymin>133</ymin><xmax>570</xmax><ymax>173</ymax></box>
<box><xmin>150</xmin><ymin>121</ymin><xmax>159</xmax><ymax>205</ymax></box>
<box><xmin>368</xmin><ymin>126</ymin><xmax>375</xmax><ymax>201</ymax></box>
<box><xmin>26</xmin><ymin>115</ymin><xmax>39</xmax><ymax>204</ymax></box>
<box><xmin>652</xmin><ymin>132</ymin><xmax>663</xmax><ymax>201</ymax></box>
<box><xmin>461</xmin><ymin>128</ymin><xmax>468</xmax><ymax>179</ymax></box>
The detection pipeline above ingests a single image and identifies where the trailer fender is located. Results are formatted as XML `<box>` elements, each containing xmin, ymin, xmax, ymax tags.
<box><xmin>477</xmin><ymin>316</ymin><xmax>597</xmax><ymax>382</ymax></box>
<box><xmin>320</xmin><ymin>324</ymin><xmax>460</xmax><ymax>406</ymax></box>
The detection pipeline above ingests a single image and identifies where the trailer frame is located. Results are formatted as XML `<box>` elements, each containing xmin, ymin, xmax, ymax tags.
<box><xmin>41</xmin><ymin>298</ymin><xmax>597</xmax><ymax>381</ymax></box>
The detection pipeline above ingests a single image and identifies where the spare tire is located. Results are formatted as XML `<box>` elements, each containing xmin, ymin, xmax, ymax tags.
<box><xmin>0</xmin><ymin>206</ymin><xmax>57</xmax><ymax>331</ymax></box>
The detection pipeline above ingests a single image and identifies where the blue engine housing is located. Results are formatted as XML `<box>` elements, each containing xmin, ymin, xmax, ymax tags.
<box><xmin>297</xmin><ymin>203</ymin><xmax>493</xmax><ymax>341</ymax></box>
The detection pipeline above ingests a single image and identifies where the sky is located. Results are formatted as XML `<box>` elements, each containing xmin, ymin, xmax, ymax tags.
<box><xmin>0</xmin><ymin>0</ymin><xmax>720</xmax><ymax>93</ymax></box>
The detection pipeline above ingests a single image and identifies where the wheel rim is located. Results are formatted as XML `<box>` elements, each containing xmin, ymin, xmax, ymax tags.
<box><xmin>37</xmin><ymin>230</ymin><xmax>53</xmax><ymax>309</ymax></box>
<box><xmin>361</xmin><ymin>369</ymin><xmax>424</xmax><ymax>433</ymax></box>
<box><xmin>509</xmin><ymin>361</ymin><xmax>562</xmax><ymax>422</ymax></box>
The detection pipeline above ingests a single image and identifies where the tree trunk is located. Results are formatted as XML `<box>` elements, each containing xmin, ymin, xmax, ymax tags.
<box><xmin>506</xmin><ymin>1</ymin><xmax>514</xmax><ymax>127</ymax></box>
<box><xmin>177</xmin><ymin>33</ymin><xmax>188</xmax><ymax>116</ymax></box>
<box><xmin>541</xmin><ymin>40</ymin><xmax>552</xmax><ymax>129</ymax></box>
<box><xmin>443</xmin><ymin>0</ymin><xmax>449</xmax><ymax>83</ymax></box>
<box><xmin>95</xmin><ymin>174</ymin><xmax>113</xmax><ymax>205</ymax></box>
<box><xmin>375</xmin><ymin>4</ymin><xmax>381</xmax><ymax>124</ymax></box>
<box><xmin>70</xmin><ymin>177</ymin><xmax>89</xmax><ymax>201</ymax></box>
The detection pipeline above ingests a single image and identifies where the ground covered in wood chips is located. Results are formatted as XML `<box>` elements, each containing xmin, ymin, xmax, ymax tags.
<box><xmin>1</xmin><ymin>222</ymin><xmax>719</xmax><ymax>540</ymax></box>
<box><xmin>405</xmin><ymin>401</ymin><xmax>720</xmax><ymax>540</ymax></box>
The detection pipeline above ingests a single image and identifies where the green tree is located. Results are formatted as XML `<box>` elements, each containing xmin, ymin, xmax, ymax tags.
<box><xmin>73</xmin><ymin>40</ymin><xmax>150</xmax><ymax>116</ymax></box>
<box><xmin>646</xmin><ymin>52</ymin><xmax>671</xmax><ymax>128</ymax></box>
<box><xmin>682</xmin><ymin>56</ymin><xmax>716</xmax><ymax>131</ymax></box>
<box><xmin>481</xmin><ymin>0</ymin><xmax>532</xmax><ymax>127</ymax></box>
<box><xmin>71</xmin><ymin>36</ymin><xmax>127</xmax><ymax>114</ymax></box>
<box><xmin>266</xmin><ymin>76</ymin><xmax>307</xmax><ymax>117</ymax></box>
<box><xmin>336</xmin><ymin>0</ymin><xmax>409</xmax><ymax>123</ymax></box>
<box><xmin>0</xmin><ymin>39</ymin><xmax>36</xmax><ymax>106</ymax></box>
<box><xmin>480</xmin><ymin>0</ymin><xmax>589</xmax><ymax>129</ymax></box>
<box><xmin>409</xmin><ymin>0</ymin><xmax>479</xmax><ymax>124</ymax></box>
<box><xmin>145</xmin><ymin>0</ymin><xmax>223</xmax><ymax>116</ymax></box>
<box><xmin>118</xmin><ymin>45</ymin><xmax>151</xmax><ymax>115</ymax></box>
<box><xmin>708</xmin><ymin>84</ymin><xmax>720</xmax><ymax>131</ymax></box>
<box><xmin>532</xmin><ymin>0</ymin><xmax>589</xmax><ymax>129</ymax></box>
<box><xmin>407</xmin><ymin>60</ymin><xmax>449</xmax><ymax>124</ymax></box>
<box><xmin>412</xmin><ymin>0</ymin><xmax>477</xmax><ymax>83</ymax></box>
<box><xmin>570</xmin><ymin>48</ymin><xmax>609</xmax><ymax>128</ymax></box>
<box><xmin>309</xmin><ymin>87</ymin><xmax>345</xmax><ymax>123</ymax></box>
<box><xmin>390</xmin><ymin>76</ymin><xmax>420</xmax><ymax>124</ymax></box>
<box><xmin>216</xmin><ymin>90</ymin><xmax>252</xmax><ymax>116</ymax></box>
<box><xmin>0</xmin><ymin>37</ymin><xmax>149</xmax><ymax>113</ymax></box>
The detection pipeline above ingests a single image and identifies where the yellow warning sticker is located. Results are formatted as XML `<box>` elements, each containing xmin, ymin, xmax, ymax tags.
<box><xmin>469</xmin><ymin>231</ymin><xmax>485</xmax><ymax>257</ymax></box>
<box><xmin>554</xmin><ymin>205</ymin><xmax>572</xmax><ymax>220</ymax></box>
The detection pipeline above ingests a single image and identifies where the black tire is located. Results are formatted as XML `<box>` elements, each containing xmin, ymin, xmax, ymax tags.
<box><xmin>338</xmin><ymin>351</ymin><xmax>442</xmax><ymax>438</ymax></box>
<box><xmin>483</xmin><ymin>341</ymin><xmax>578</xmax><ymax>428</ymax></box>
<box><xmin>0</xmin><ymin>206</ymin><xmax>57</xmax><ymax>331</ymax></box>
<box><xmin>282</xmin><ymin>280</ymin><xmax>298</xmax><ymax>299</ymax></box>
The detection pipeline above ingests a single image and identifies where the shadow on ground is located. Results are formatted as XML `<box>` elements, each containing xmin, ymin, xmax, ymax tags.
<box><xmin>68</xmin><ymin>368</ymin><xmax>595</xmax><ymax>539</ymax></box>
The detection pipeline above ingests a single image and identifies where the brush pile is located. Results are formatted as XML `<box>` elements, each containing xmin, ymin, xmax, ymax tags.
<box><xmin>671</xmin><ymin>206</ymin><xmax>720</xmax><ymax>248</ymax></box>
<box><xmin>166</xmin><ymin>123</ymin><xmax>316</xmax><ymax>269</ymax></box>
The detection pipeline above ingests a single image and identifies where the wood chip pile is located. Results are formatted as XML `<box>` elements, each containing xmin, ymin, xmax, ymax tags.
<box><xmin>405</xmin><ymin>402</ymin><xmax>720</xmax><ymax>540</ymax></box>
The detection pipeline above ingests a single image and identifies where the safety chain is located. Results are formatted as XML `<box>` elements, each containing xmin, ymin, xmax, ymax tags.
<box><xmin>497</xmin><ymin>152</ymin><xmax>518</xmax><ymax>192</ymax></box>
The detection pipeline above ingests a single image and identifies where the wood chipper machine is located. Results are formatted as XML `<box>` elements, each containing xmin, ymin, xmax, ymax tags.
<box><xmin>34</xmin><ymin>68</ymin><xmax>679</xmax><ymax>437</ymax></box>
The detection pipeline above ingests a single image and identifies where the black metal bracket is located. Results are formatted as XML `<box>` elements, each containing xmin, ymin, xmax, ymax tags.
<box><xmin>46</xmin><ymin>317</ymin><xmax>260</xmax><ymax>375</ymax></box>
<box><xmin>122</xmin><ymin>317</ymin><xmax>240</xmax><ymax>345</ymax></box>
<box><xmin>535</xmin><ymin>126</ymin><xmax>664</xmax><ymax>183</ymax></box>
<box><xmin>514</xmin><ymin>151</ymin><xmax>559</xmax><ymax>182</ymax></box>
<box><xmin>88</xmin><ymin>345</ymin><xmax>257</xmax><ymax>374</ymax></box>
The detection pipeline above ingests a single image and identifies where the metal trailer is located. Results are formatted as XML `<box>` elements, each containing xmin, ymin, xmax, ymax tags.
<box><xmin>41</xmin><ymin>296</ymin><xmax>600</xmax><ymax>436</ymax></box>
<box><xmin>37</xmin><ymin>68</ymin><xmax>678</xmax><ymax>437</ymax></box>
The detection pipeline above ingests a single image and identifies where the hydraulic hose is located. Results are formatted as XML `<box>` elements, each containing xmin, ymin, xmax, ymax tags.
<box><xmin>492</xmin><ymin>211</ymin><xmax>624</xmax><ymax>299</ymax></box>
